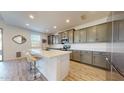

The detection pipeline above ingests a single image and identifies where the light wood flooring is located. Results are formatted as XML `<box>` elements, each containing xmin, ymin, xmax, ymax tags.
<box><xmin>64</xmin><ymin>61</ymin><xmax>108</xmax><ymax>81</ymax></box>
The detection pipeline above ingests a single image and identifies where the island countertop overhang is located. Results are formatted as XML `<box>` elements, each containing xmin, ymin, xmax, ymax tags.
<box><xmin>30</xmin><ymin>49</ymin><xmax>72</xmax><ymax>58</ymax></box>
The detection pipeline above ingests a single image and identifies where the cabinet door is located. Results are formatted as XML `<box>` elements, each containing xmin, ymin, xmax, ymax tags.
<box><xmin>118</xmin><ymin>20</ymin><xmax>124</xmax><ymax>41</ymax></box>
<box><xmin>49</xmin><ymin>35</ymin><xmax>53</xmax><ymax>45</ymax></box>
<box><xmin>58</xmin><ymin>34</ymin><xmax>61</xmax><ymax>44</ymax></box>
<box><xmin>48</xmin><ymin>36</ymin><xmax>51</xmax><ymax>45</ymax></box>
<box><xmin>87</xmin><ymin>26</ymin><xmax>96</xmax><ymax>42</ymax></box>
<box><xmin>68</xmin><ymin>30</ymin><xmax>74</xmax><ymax>43</ymax></box>
<box><xmin>72</xmin><ymin>51</ymin><xmax>80</xmax><ymax>61</ymax></box>
<box><xmin>61</xmin><ymin>32</ymin><xmax>68</xmax><ymax>39</ymax></box>
<box><xmin>93</xmin><ymin>54</ymin><xmax>107</xmax><ymax>68</ymax></box>
<box><xmin>61</xmin><ymin>32</ymin><xmax>64</xmax><ymax>39</ymax></box>
<box><xmin>80</xmin><ymin>51</ymin><xmax>92</xmax><ymax>64</ymax></box>
<box><xmin>55</xmin><ymin>35</ymin><xmax>59</xmax><ymax>44</ymax></box>
<box><xmin>113</xmin><ymin>21</ymin><xmax>119</xmax><ymax>42</ymax></box>
<box><xmin>52</xmin><ymin>35</ymin><xmax>56</xmax><ymax>44</ymax></box>
<box><xmin>80</xmin><ymin>29</ymin><xmax>86</xmax><ymax>43</ymax></box>
<box><xmin>74</xmin><ymin>30</ymin><xmax>80</xmax><ymax>43</ymax></box>
<box><xmin>96</xmin><ymin>23</ymin><xmax>112</xmax><ymax>42</ymax></box>
<box><xmin>113</xmin><ymin>20</ymin><xmax>124</xmax><ymax>42</ymax></box>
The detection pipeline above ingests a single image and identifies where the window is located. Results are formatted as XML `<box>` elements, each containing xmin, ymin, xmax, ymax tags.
<box><xmin>31</xmin><ymin>34</ymin><xmax>41</xmax><ymax>48</ymax></box>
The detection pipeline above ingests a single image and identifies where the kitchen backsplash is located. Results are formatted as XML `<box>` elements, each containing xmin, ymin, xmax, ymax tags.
<box><xmin>49</xmin><ymin>43</ymin><xmax>111</xmax><ymax>52</ymax></box>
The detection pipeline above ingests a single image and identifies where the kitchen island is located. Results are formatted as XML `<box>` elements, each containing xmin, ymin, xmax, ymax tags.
<box><xmin>31</xmin><ymin>49</ymin><xmax>71</xmax><ymax>81</ymax></box>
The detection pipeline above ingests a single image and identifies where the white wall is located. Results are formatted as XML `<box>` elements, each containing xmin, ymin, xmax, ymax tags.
<box><xmin>0</xmin><ymin>21</ymin><xmax>47</xmax><ymax>61</ymax></box>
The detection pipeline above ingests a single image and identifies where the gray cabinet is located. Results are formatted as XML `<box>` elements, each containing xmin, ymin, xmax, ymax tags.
<box><xmin>68</xmin><ymin>29</ymin><xmax>74</xmax><ymax>43</ymax></box>
<box><xmin>96</xmin><ymin>23</ymin><xmax>112</xmax><ymax>42</ymax></box>
<box><xmin>52</xmin><ymin>35</ymin><xmax>56</xmax><ymax>44</ymax></box>
<box><xmin>80</xmin><ymin>29</ymin><xmax>87</xmax><ymax>43</ymax></box>
<box><xmin>118</xmin><ymin>20</ymin><xmax>124</xmax><ymax>41</ymax></box>
<box><xmin>48</xmin><ymin>22</ymin><xmax>112</xmax><ymax>45</ymax></box>
<box><xmin>72</xmin><ymin>50</ymin><xmax>81</xmax><ymax>61</ymax></box>
<box><xmin>55</xmin><ymin>35</ymin><xmax>59</xmax><ymax>44</ymax></box>
<box><xmin>74</xmin><ymin>30</ymin><xmax>80</xmax><ymax>43</ymax></box>
<box><xmin>87</xmin><ymin>26</ymin><xmax>96</xmax><ymax>42</ymax></box>
<box><xmin>71</xmin><ymin>50</ymin><xmax>111</xmax><ymax>69</ymax></box>
<box><xmin>48</xmin><ymin>36</ymin><xmax>51</xmax><ymax>45</ymax></box>
<box><xmin>114</xmin><ymin>20</ymin><xmax>124</xmax><ymax>42</ymax></box>
<box><xmin>48</xmin><ymin>35</ymin><xmax>53</xmax><ymax>45</ymax></box>
<box><xmin>61</xmin><ymin>32</ymin><xmax>68</xmax><ymax>39</ymax></box>
<box><xmin>93</xmin><ymin>52</ymin><xmax>110</xmax><ymax>69</ymax></box>
<box><xmin>80</xmin><ymin>51</ymin><xmax>92</xmax><ymax>64</ymax></box>
<box><xmin>58</xmin><ymin>34</ymin><xmax>61</xmax><ymax>44</ymax></box>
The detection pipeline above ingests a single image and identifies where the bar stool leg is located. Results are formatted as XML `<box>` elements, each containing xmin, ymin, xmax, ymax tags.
<box><xmin>33</xmin><ymin>61</ymin><xmax>37</xmax><ymax>80</ymax></box>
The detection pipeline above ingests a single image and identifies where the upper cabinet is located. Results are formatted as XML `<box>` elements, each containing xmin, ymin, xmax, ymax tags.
<box><xmin>55</xmin><ymin>35</ymin><xmax>59</xmax><ymax>44</ymax></box>
<box><xmin>61</xmin><ymin>31</ymin><xmax>68</xmax><ymax>39</ymax></box>
<box><xmin>118</xmin><ymin>21</ymin><xmax>124</xmax><ymax>41</ymax></box>
<box><xmin>80</xmin><ymin>28</ymin><xmax>87</xmax><ymax>43</ymax></box>
<box><xmin>87</xmin><ymin>26</ymin><xmax>96</xmax><ymax>42</ymax></box>
<box><xmin>96</xmin><ymin>22</ymin><xmax>112</xmax><ymax>42</ymax></box>
<box><xmin>68</xmin><ymin>29</ymin><xmax>74</xmax><ymax>43</ymax></box>
<box><xmin>48</xmin><ymin>22</ymin><xmax>112</xmax><ymax>45</ymax></box>
<box><xmin>74</xmin><ymin>30</ymin><xmax>80</xmax><ymax>43</ymax></box>
<box><xmin>52</xmin><ymin>35</ymin><xmax>56</xmax><ymax>44</ymax></box>
<box><xmin>113</xmin><ymin>20</ymin><xmax>124</xmax><ymax>42</ymax></box>
<box><xmin>58</xmin><ymin>34</ymin><xmax>61</xmax><ymax>44</ymax></box>
<box><xmin>48</xmin><ymin>35</ymin><xmax>54</xmax><ymax>45</ymax></box>
<box><xmin>48</xmin><ymin>36</ymin><xmax>51</xmax><ymax>45</ymax></box>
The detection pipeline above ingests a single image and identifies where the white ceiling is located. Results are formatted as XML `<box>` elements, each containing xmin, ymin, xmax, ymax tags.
<box><xmin>0</xmin><ymin>11</ymin><xmax>111</xmax><ymax>33</ymax></box>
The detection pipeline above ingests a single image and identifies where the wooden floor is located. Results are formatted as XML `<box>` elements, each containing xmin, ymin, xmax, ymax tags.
<box><xmin>64</xmin><ymin>61</ymin><xmax>108</xmax><ymax>81</ymax></box>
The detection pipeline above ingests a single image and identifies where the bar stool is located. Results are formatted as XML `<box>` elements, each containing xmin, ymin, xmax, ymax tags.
<box><xmin>25</xmin><ymin>52</ymin><xmax>39</xmax><ymax>80</ymax></box>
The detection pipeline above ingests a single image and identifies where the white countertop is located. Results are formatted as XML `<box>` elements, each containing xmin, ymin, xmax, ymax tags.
<box><xmin>30</xmin><ymin>49</ymin><xmax>71</xmax><ymax>58</ymax></box>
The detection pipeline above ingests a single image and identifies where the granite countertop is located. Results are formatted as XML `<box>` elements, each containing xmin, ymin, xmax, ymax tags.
<box><xmin>47</xmin><ymin>47</ymin><xmax>111</xmax><ymax>53</ymax></box>
<box><xmin>30</xmin><ymin>49</ymin><xmax>72</xmax><ymax>58</ymax></box>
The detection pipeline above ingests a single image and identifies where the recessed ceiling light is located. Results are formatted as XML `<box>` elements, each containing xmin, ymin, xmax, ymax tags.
<box><xmin>66</xmin><ymin>19</ymin><xmax>70</xmax><ymax>23</ymax></box>
<box><xmin>26</xmin><ymin>23</ymin><xmax>29</xmax><ymax>26</ymax></box>
<box><xmin>29</xmin><ymin>14</ymin><xmax>34</xmax><ymax>19</ymax></box>
<box><xmin>53</xmin><ymin>26</ymin><xmax>57</xmax><ymax>29</ymax></box>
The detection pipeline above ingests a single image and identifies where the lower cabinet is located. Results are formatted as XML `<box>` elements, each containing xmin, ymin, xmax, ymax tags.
<box><xmin>72</xmin><ymin>50</ymin><xmax>81</xmax><ymax>62</ymax></box>
<box><xmin>71</xmin><ymin>50</ymin><xmax>111</xmax><ymax>69</ymax></box>
<box><xmin>80</xmin><ymin>51</ymin><xmax>92</xmax><ymax>65</ymax></box>
<box><xmin>93</xmin><ymin>52</ymin><xmax>110</xmax><ymax>69</ymax></box>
